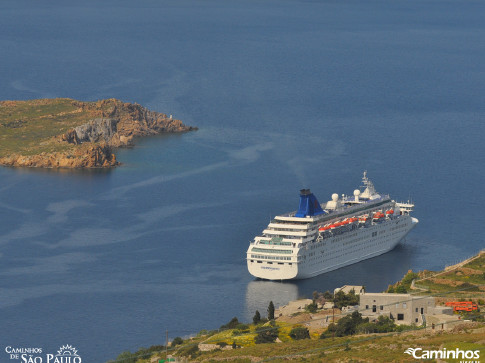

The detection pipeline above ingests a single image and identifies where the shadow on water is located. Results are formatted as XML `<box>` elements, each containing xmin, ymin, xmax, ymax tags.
<box><xmin>4</xmin><ymin>165</ymin><xmax>113</xmax><ymax>178</ymax></box>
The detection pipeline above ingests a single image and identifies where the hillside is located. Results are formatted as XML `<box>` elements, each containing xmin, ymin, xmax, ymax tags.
<box><xmin>108</xmin><ymin>251</ymin><xmax>485</xmax><ymax>363</ymax></box>
<box><xmin>0</xmin><ymin>98</ymin><xmax>196</xmax><ymax>168</ymax></box>
<box><xmin>387</xmin><ymin>249</ymin><xmax>485</xmax><ymax>301</ymax></box>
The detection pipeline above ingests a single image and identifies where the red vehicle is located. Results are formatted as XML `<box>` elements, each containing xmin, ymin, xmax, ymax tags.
<box><xmin>445</xmin><ymin>301</ymin><xmax>478</xmax><ymax>312</ymax></box>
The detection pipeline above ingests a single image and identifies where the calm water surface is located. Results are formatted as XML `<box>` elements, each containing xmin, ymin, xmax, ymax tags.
<box><xmin>1</xmin><ymin>0</ymin><xmax>484</xmax><ymax>361</ymax></box>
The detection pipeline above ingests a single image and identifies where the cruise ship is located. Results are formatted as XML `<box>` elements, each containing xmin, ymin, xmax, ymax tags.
<box><xmin>246</xmin><ymin>172</ymin><xmax>418</xmax><ymax>280</ymax></box>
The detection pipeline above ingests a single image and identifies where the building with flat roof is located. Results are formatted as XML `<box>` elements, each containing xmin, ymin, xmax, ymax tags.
<box><xmin>359</xmin><ymin>293</ymin><xmax>435</xmax><ymax>325</ymax></box>
<box><xmin>334</xmin><ymin>285</ymin><xmax>365</xmax><ymax>295</ymax></box>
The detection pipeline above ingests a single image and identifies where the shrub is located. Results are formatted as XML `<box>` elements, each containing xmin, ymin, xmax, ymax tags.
<box><xmin>253</xmin><ymin>310</ymin><xmax>261</xmax><ymax>325</ymax></box>
<box><xmin>459</xmin><ymin>282</ymin><xmax>480</xmax><ymax>292</ymax></box>
<box><xmin>235</xmin><ymin>323</ymin><xmax>250</xmax><ymax>331</ymax></box>
<box><xmin>401</xmin><ymin>272</ymin><xmax>419</xmax><ymax>286</ymax></box>
<box><xmin>289</xmin><ymin>327</ymin><xmax>310</xmax><ymax>340</ymax></box>
<box><xmin>220</xmin><ymin>317</ymin><xmax>240</xmax><ymax>330</ymax></box>
<box><xmin>232</xmin><ymin>328</ymin><xmax>249</xmax><ymax>336</ymax></box>
<box><xmin>305</xmin><ymin>301</ymin><xmax>318</xmax><ymax>313</ymax></box>
<box><xmin>255</xmin><ymin>327</ymin><xmax>279</xmax><ymax>344</ymax></box>
<box><xmin>334</xmin><ymin>311</ymin><xmax>365</xmax><ymax>337</ymax></box>
<box><xmin>171</xmin><ymin>337</ymin><xmax>183</xmax><ymax>346</ymax></box>
<box><xmin>320</xmin><ymin>323</ymin><xmax>336</xmax><ymax>339</ymax></box>
<box><xmin>178</xmin><ymin>344</ymin><xmax>199</xmax><ymax>358</ymax></box>
<box><xmin>333</xmin><ymin>290</ymin><xmax>359</xmax><ymax>309</ymax></box>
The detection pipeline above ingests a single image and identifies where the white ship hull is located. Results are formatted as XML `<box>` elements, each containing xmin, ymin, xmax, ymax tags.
<box><xmin>246</xmin><ymin>173</ymin><xmax>419</xmax><ymax>281</ymax></box>
<box><xmin>248</xmin><ymin>216</ymin><xmax>418</xmax><ymax>280</ymax></box>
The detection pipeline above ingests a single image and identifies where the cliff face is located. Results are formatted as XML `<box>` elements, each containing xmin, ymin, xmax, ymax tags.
<box><xmin>0</xmin><ymin>144</ymin><xmax>118</xmax><ymax>168</ymax></box>
<box><xmin>0</xmin><ymin>98</ymin><xmax>197</xmax><ymax>168</ymax></box>
<box><xmin>61</xmin><ymin>100</ymin><xmax>196</xmax><ymax>148</ymax></box>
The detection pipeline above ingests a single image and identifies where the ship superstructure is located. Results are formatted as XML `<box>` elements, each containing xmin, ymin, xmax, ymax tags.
<box><xmin>246</xmin><ymin>172</ymin><xmax>418</xmax><ymax>280</ymax></box>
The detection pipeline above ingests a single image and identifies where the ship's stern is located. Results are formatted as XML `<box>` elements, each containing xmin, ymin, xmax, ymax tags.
<box><xmin>247</xmin><ymin>259</ymin><xmax>298</xmax><ymax>280</ymax></box>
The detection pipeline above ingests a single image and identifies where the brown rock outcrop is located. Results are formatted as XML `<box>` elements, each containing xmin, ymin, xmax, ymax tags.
<box><xmin>61</xmin><ymin>100</ymin><xmax>197</xmax><ymax>148</ymax></box>
<box><xmin>0</xmin><ymin>144</ymin><xmax>118</xmax><ymax>168</ymax></box>
<box><xmin>0</xmin><ymin>98</ymin><xmax>197</xmax><ymax>168</ymax></box>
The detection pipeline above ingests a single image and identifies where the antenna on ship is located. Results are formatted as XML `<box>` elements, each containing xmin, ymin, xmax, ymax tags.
<box><xmin>360</xmin><ymin>171</ymin><xmax>379</xmax><ymax>199</ymax></box>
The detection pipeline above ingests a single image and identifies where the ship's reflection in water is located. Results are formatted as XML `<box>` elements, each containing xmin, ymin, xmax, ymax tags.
<box><xmin>244</xmin><ymin>243</ymin><xmax>414</xmax><ymax>320</ymax></box>
<box><xmin>244</xmin><ymin>281</ymin><xmax>299</xmax><ymax>320</ymax></box>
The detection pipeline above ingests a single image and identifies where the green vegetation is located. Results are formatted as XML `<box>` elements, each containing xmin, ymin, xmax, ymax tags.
<box><xmin>107</xmin><ymin>251</ymin><xmax>485</xmax><ymax>362</ymax></box>
<box><xmin>304</xmin><ymin>301</ymin><xmax>318</xmax><ymax>313</ymax></box>
<box><xmin>177</xmin><ymin>343</ymin><xmax>199</xmax><ymax>359</ymax></box>
<box><xmin>311</xmin><ymin>289</ymin><xmax>359</xmax><ymax>310</ymax></box>
<box><xmin>385</xmin><ymin>251</ymin><xmax>485</xmax><ymax>302</ymax></box>
<box><xmin>320</xmin><ymin>311</ymin><xmax>415</xmax><ymax>339</ymax></box>
<box><xmin>107</xmin><ymin>345</ymin><xmax>165</xmax><ymax>363</ymax></box>
<box><xmin>252</xmin><ymin>310</ymin><xmax>261</xmax><ymax>325</ymax></box>
<box><xmin>232</xmin><ymin>323</ymin><xmax>250</xmax><ymax>336</ymax></box>
<box><xmin>386</xmin><ymin>271</ymin><xmax>419</xmax><ymax>293</ymax></box>
<box><xmin>289</xmin><ymin>326</ymin><xmax>310</xmax><ymax>340</ymax></box>
<box><xmin>267</xmin><ymin>301</ymin><xmax>275</xmax><ymax>320</ymax></box>
<box><xmin>220</xmin><ymin>317</ymin><xmax>241</xmax><ymax>331</ymax></box>
<box><xmin>171</xmin><ymin>337</ymin><xmax>183</xmax><ymax>347</ymax></box>
<box><xmin>333</xmin><ymin>290</ymin><xmax>359</xmax><ymax>309</ymax></box>
<box><xmin>255</xmin><ymin>326</ymin><xmax>279</xmax><ymax>344</ymax></box>
<box><xmin>183</xmin><ymin>323</ymin><xmax>484</xmax><ymax>363</ymax></box>
<box><xmin>0</xmin><ymin>98</ymin><xmax>96</xmax><ymax>157</ymax></box>
<box><xmin>107</xmin><ymin>311</ymin><xmax>484</xmax><ymax>363</ymax></box>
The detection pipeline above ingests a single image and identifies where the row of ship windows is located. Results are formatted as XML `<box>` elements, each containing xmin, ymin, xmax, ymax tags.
<box><xmin>390</xmin><ymin>223</ymin><xmax>407</xmax><ymax>231</ymax></box>
<box><xmin>263</xmin><ymin>234</ymin><xmax>301</xmax><ymax>240</ymax></box>
<box><xmin>303</xmin><ymin>236</ymin><xmax>390</xmax><ymax>265</ymax></box>
<box><xmin>331</xmin><ymin>230</ymin><xmax>367</xmax><ymax>243</ymax></box>
<box><xmin>272</xmin><ymin>220</ymin><xmax>310</xmax><ymax>225</ymax></box>
<box><xmin>258</xmin><ymin>240</ymin><xmax>293</xmax><ymax>246</ymax></box>
<box><xmin>250</xmin><ymin>254</ymin><xmax>292</xmax><ymax>261</ymax></box>
<box><xmin>254</xmin><ymin>231</ymin><xmax>399</xmax><ymax>265</ymax></box>
<box><xmin>269</xmin><ymin>227</ymin><xmax>313</xmax><ymax>232</ymax></box>
<box><xmin>302</xmin><ymin>235</ymin><xmax>387</xmax><ymax>263</ymax></box>
<box><xmin>252</xmin><ymin>247</ymin><xmax>292</xmax><ymax>254</ymax></box>
<box><xmin>342</xmin><ymin>234</ymin><xmax>369</xmax><ymax>247</ymax></box>
<box><xmin>252</xmin><ymin>260</ymin><xmax>293</xmax><ymax>266</ymax></box>
<box><xmin>310</xmin><ymin>241</ymin><xmax>327</xmax><ymax>250</ymax></box>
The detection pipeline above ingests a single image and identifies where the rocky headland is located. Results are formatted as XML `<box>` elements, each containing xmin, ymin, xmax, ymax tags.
<box><xmin>0</xmin><ymin>98</ymin><xmax>197</xmax><ymax>168</ymax></box>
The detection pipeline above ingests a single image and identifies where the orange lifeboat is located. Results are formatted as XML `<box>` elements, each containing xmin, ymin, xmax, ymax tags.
<box><xmin>386</xmin><ymin>209</ymin><xmax>394</xmax><ymax>215</ymax></box>
<box><xmin>373</xmin><ymin>212</ymin><xmax>384</xmax><ymax>219</ymax></box>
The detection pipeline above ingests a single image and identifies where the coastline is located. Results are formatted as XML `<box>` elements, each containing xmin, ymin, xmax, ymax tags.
<box><xmin>0</xmin><ymin>98</ymin><xmax>197</xmax><ymax>168</ymax></box>
<box><xmin>109</xmin><ymin>250</ymin><xmax>485</xmax><ymax>362</ymax></box>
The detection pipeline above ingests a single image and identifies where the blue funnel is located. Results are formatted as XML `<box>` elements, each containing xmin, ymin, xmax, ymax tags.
<box><xmin>295</xmin><ymin>189</ymin><xmax>325</xmax><ymax>217</ymax></box>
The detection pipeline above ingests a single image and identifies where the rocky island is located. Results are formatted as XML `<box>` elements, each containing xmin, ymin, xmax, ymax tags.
<box><xmin>0</xmin><ymin>98</ymin><xmax>197</xmax><ymax>168</ymax></box>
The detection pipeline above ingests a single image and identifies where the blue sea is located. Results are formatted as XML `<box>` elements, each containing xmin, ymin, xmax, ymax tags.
<box><xmin>1</xmin><ymin>0</ymin><xmax>484</xmax><ymax>361</ymax></box>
